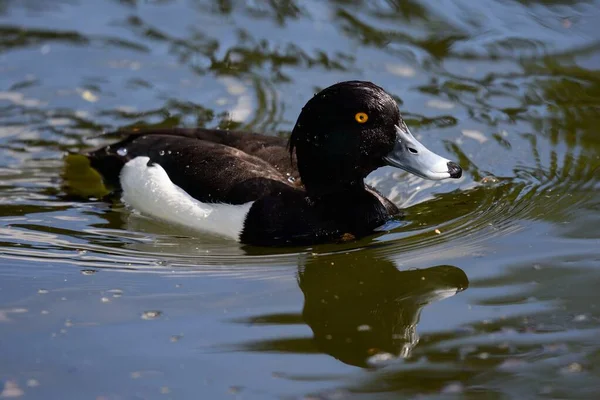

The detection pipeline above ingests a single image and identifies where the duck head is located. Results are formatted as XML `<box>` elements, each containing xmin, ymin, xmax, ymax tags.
<box><xmin>289</xmin><ymin>81</ymin><xmax>461</xmax><ymax>195</ymax></box>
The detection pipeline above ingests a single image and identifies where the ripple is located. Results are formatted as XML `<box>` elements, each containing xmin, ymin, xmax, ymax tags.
<box><xmin>365</xmin><ymin>151</ymin><xmax>600</xmax><ymax>261</ymax></box>
<box><xmin>1</xmin><ymin>143</ymin><xmax>597</xmax><ymax>280</ymax></box>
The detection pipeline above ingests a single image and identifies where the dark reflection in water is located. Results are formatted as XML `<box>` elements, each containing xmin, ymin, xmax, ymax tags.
<box><xmin>299</xmin><ymin>253</ymin><xmax>468</xmax><ymax>367</ymax></box>
<box><xmin>231</xmin><ymin>251</ymin><xmax>468</xmax><ymax>368</ymax></box>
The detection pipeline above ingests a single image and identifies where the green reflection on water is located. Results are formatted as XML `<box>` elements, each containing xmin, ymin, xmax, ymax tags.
<box><xmin>0</xmin><ymin>0</ymin><xmax>600</xmax><ymax>398</ymax></box>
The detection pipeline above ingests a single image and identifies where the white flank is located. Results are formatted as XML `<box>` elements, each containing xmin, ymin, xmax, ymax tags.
<box><xmin>120</xmin><ymin>157</ymin><xmax>253</xmax><ymax>241</ymax></box>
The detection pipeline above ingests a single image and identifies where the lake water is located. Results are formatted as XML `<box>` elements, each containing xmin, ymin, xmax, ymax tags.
<box><xmin>1</xmin><ymin>1</ymin><xmax>599</xmax><ymax>398</ymax></box>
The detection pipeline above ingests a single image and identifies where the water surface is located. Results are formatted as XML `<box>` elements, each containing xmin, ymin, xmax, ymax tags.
<box><xmin>1</xmin><ymin>0</ymin><xmax>600</xmax><ymax>398</ymax></box>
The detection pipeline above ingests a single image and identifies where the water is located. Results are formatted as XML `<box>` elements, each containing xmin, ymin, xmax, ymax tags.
<box><xmin>1</xmin><ymin>0</ymin><xmax>599</xmax><ymax>398</ymax></box>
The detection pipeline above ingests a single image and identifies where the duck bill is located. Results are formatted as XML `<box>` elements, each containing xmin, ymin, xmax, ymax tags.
<box><xmin>383</xmin><ymin>124</ymin><xmax>462</xmax><ymax>180</ymax></box>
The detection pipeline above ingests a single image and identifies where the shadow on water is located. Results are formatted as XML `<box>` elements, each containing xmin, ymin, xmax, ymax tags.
<box><xmin>228</xmin><ymin>250</ymin><xmax>468</xmax><ymax>368</ymax></box>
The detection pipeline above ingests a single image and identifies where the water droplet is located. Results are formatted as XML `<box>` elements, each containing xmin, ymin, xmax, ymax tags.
<box><xmin>141</xmin><ymin>310</ymin><xmax>162</xmax><ymax>320</ymax></box>
<box><xmin>441</xmin><ymin>382</ymin><xmax>464</xmax><ymax>394</ymax></box>
<box><xmin>167</xmin><ymin>150</ymin><xmax>172</xmax><ymax>155</ymax></box>
<box><xmin>228</xmin><ymin>386</ymin><xmax>242</xmax><ymax>395</ymax></box>
<box><xmin>159</xmin><ymin>150</ymin><xmax>165</xmax><ymax>156</ymax></box>
<box><xmin>498</xmin><ymin>358</ymin><xmax>526</xmax><ymax>370</ymax></box>
<box><xmin>131</xmin><ymin>372</ymin><xmax>142</xmax><ymax>379</ymax></box>
<box><xmin>573</xmin><ymin>314</ymin><xmax>588</xmax><ymax>322</ymax></box>
<box><xmin>107</xmin><ymin>289</ymin><xmax>123</xmax><ymax>298</ymax></box>
<box><xmin>26</xmin><ymin>379</ymin><xmax>39</xmax><ymax>388</ymax></box>
<box><xmin>367</xmin><ymin>352</ymin><xmax>395</xmax><ymax>367</ymax></box>
<box><xmin>562</xmin><ymin>362</ymin><xmax>583</xmax><ymax>374</ymax></box>
<box><xmin>481</xmin><ymin>175</ymin><xmax>499</xmax><ymax>184</ymax></box>
<box><xmin>170</xmin><ymin>335</ymin><xmax>183</xmax><ymax>343</ymax></box>
<box><xmin>357</xmin><ymin>324</ymin><xmax>372</xmax><ymax>332</ymax></box>
<box><xmin>81</xmin><ymin>90</ymin><xmax>98</xmax><ymax>103</ymax></box>
<box><xmin>80</xmin><ymin>269</ymin><xmax>96</xmax><ymax>276</ymax></box>
<box><xmin>100</xmin><ymin>297</ymin><xmax>110</xmax><ymax>303</ymax></box>
<box><xmin>116</xmin><ymin>147</ymin><xmax>128</xmax><ymax>157</ymax></box>
<box><xmin>38</xmin><ymin>289</ymin><xmax>48</xmax><ymax>294</ymax></box>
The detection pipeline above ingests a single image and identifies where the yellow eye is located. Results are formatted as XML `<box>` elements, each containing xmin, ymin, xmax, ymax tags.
<box><xmin>355</xmin><ymin>112</ymin><xmax>368</xmax><ymax>124</ymax></box>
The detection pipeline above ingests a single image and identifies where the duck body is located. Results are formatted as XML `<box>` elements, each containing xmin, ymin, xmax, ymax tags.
<box><xmin>84</xmin><ymin>81</ymin><xmax>462</xmax><ymax>246</ymax></box>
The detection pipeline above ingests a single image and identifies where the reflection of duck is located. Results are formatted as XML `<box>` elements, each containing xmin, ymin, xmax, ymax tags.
<box><xmin>230</xmin><ymin>250</ymin><xmax>468</xmax><ymax>368</ymax></box>
<box><xmin>299</xmin><ymin>251</ymin><xmax>468</xmax><ymax>367</ymax></box>
<box><xmin>68</xmin><ymin>81</ymin><xmax>461</xmax><ymax>246</ymax></box>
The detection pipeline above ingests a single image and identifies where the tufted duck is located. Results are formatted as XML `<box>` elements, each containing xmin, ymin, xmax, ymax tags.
<box><xmin>84</xmin><ymin>81</ymin><xmax>462</xmax><ymax>246</ymax></box>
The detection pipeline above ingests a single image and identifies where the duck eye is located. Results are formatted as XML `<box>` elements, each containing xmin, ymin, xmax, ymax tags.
<box><xmin>355</xmin><ymin>112</ymin><xmax>369</xmax><ymax>124</ymax></box>
<box><xmin>408</xmin><ymin>147</ymin><xmax>418</xmax><ymax>154</ymax></box>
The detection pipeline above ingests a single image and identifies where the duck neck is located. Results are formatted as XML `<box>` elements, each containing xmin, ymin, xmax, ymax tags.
<box><xmin>298</xmin><ymin>161</ymin><xmax>367</xmax><ymax>200</ymax></box>
<box><xmin>306</xmin><ymin>179</ymin><xmax>366</xmax><ymax>200</ymax></box>
<box><xmin>292</xmin><ymin>131</ymin><xmax>373</xmax><ymax>199</ymax></box>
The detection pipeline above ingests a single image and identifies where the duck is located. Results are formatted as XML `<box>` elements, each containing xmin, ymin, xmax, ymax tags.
<box><xmin>83</xmin><ymin>81</ymin><xmax>462</xmax><ymax>246</ymax></box>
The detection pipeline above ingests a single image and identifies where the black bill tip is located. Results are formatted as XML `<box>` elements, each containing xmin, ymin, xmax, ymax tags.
<box><xmin>447</xmin><ymin>161</ymin><xmax>462</xmax><ymax>179</ymax></box>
